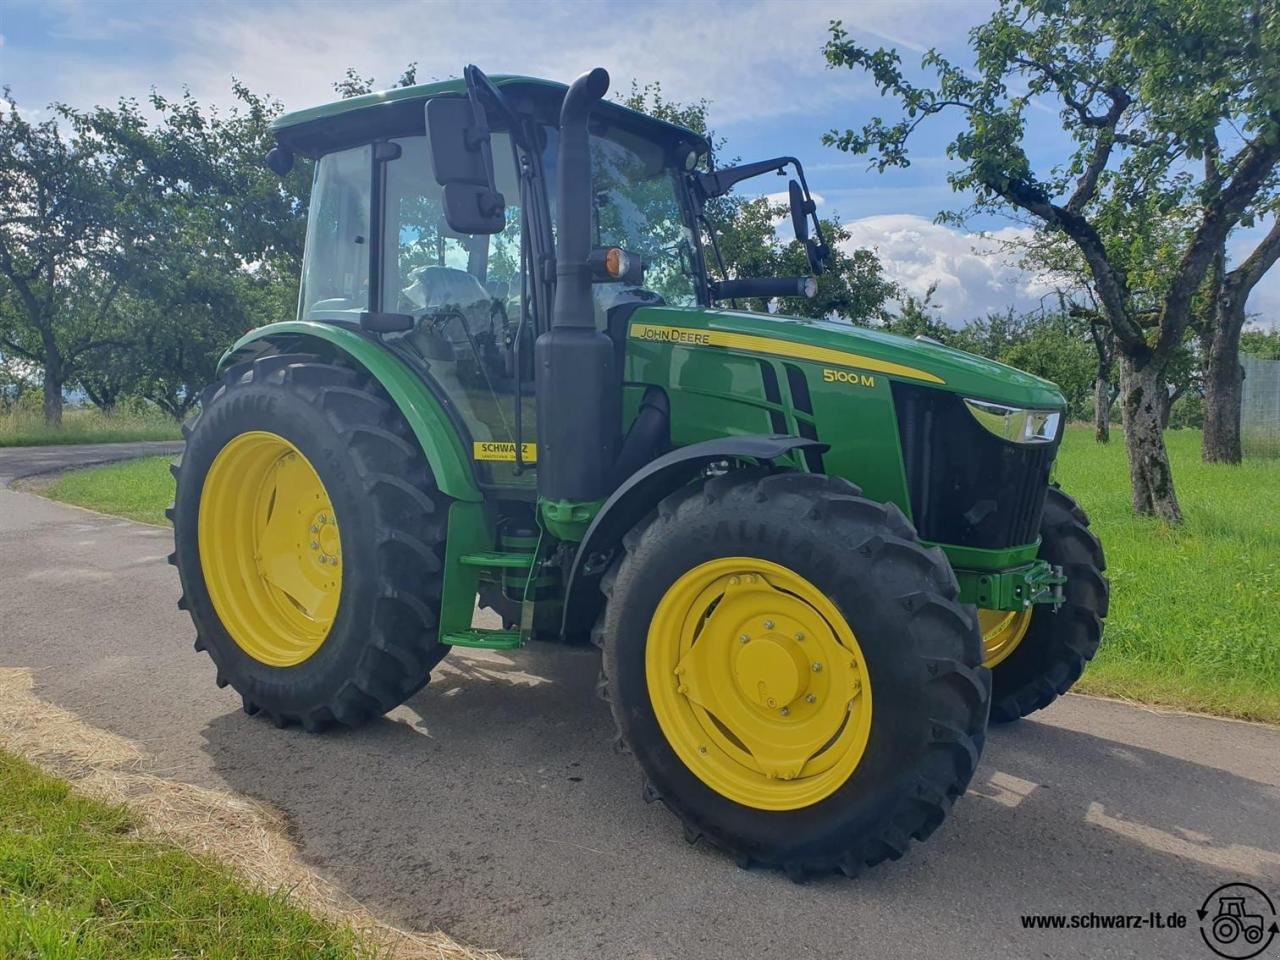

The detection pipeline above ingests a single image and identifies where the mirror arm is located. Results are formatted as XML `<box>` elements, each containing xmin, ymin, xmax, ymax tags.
<box><xmin>695</xmin><ymin>156</ymin><xmax>791</xmax><ymax>200</ymax></box>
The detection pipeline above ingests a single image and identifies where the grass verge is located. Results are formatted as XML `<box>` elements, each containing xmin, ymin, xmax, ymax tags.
<box><xmin>40</xmin><ymin>455</ymin><xmax>175</xmax><ymax>526</ymax></box>
<box><xmin>0</xmin><ymin>407</ymin><xmax>180</xmax><ymax>447</ymax></box>
<box><xmin>0</xmin><ymin>751</ymin><xmax>377</xmax><ymax>960</ymax></box>
<box><xmin>27</xmin><ymin>426</ymin><xmax>1280</xmax><ymax>723</ymax></box>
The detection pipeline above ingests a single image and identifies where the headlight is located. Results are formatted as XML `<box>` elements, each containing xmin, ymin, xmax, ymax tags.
<box><xmin>963</xmin><ymin>398</ymin><xmax>1061</xmax><ymax>444</ymax></box>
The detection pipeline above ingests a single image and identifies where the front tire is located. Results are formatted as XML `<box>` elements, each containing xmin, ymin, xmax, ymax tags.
<box><xmin>597</xmin><ymin>470</ymin><xmax>990</xmax><ymax>877</ymax></box>
<box><xmin>170</xmin><ymin>354</ymin><xmax>450</xmax><ymax>731</ymax></box>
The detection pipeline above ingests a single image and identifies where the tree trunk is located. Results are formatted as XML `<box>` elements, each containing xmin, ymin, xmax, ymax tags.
<box><xmin>1201</xmin><ymin>290</ymin><xmax>1246</xmax><ymax>464</ymax></box>
<box><xmin>1119</xmin><ymin>354</ymin><xmax>1182</xmax><ymax>522</ymax></box>
<box><xmin>1093</xmin><ymin>374</ymin><xmax>1111</xmax><ymax>443</ymax></box>
<box><xmin>41</xmin><ymin>362</ymin><xmax>64</xmax><ymax>427</ymax></box>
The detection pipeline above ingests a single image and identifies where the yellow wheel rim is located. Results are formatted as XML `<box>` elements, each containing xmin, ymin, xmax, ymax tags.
<box><xmin>978</xmin><ymin>608</ymin><xmax>1033</xmax><ymax>668</ymax></box>
<box><xmin>646</xmin><ymin>557</ymin><xmax>873</xmax><ymax>811</ymax></box>
<box><xmin>198</xmin><ymin>431</ymin><xmax>342</xmax><ymax>667</ymax></box>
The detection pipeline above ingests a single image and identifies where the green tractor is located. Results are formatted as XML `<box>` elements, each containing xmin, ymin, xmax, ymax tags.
<box><xmin>169</xmin><ymin>66</ymin><xmax>1108</xmax><ymax>877</ymax></box>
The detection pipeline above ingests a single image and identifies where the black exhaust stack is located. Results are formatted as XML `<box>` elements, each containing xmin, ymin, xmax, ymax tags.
<box><xmin>536</xmin><ymin>67</ymin><xmax>618</xmax><ymax>505</ymax></box>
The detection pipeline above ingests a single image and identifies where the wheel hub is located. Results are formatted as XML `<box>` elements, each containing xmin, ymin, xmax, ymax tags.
<box><xmin>648</xmin><ymin>558</ymin><xmax>873</xmax><ymax>810</ymax></box>
<box><xmin>198</xmin><ymin>432</ymin><xmax>342</xmax><ymax>667</ymax></box>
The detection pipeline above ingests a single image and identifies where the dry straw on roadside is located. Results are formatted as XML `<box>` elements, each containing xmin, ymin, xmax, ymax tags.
<box><xmin>0</xmin><ymin>666</ymin><xmax>505</xmax><ymax>960</ymax></box>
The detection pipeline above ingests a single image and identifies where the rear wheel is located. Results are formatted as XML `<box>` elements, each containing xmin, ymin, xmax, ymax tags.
<box><xmin>987</xmin><ymin>487</ymin><xmax>1109</xmax><ymax>722</ymax></box>
<box><xmin>170</xmin><ymin>354</ymin><xmax>450</xmax><ymax>730</ymax></box>
<box><xmin>597</xmin><ymin>470</ymin><xmax>990</xmax><ymax>877</ymax></box>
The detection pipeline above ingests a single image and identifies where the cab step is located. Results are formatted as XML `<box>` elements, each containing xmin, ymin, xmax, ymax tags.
<box><xmin>440</xmin><ymin>628</ymin><xmax>522</xmax><ymax>650</ymax></box>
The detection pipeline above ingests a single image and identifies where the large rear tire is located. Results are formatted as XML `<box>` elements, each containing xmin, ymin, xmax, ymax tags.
<box><xmin>988</xmin><ymin>486</ymin><xmax>1109</xmax><ymax>723</ymax></box>
<box><xmin>596</xmin><ymin>470</ymin><xmax>990</xmax><ymax>878</ymax></box>
<box><xmin>170</xmin><ymin>354</ymin><xmax>450</xmax><ymax>731</ymax></box>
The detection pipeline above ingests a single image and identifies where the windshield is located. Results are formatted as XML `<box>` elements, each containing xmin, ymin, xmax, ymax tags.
<box><xmin>543</xmin><ymin>124</ymin><xmax>701</xmax><ymax>313</ymax></box>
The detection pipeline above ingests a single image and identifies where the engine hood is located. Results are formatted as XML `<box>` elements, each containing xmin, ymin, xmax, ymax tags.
<box><xmin>629</xmin><ymin>306</ymin><xmax>1066</xmax><ymax>410</ymax></box>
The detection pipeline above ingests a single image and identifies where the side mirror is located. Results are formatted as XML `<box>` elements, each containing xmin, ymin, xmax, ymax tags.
<box><xmin>787</xmin><ymin>178</ymin><xmax>830</xmax><ymax>275</ymax></box>
<box><xmin>425</xmin><ymin>97</ymin><xmax>505</xmax><ymax>235</ymax></box>
<box><xmin>788</xmin><ymin>179</ymin><xmax>810</xmax><ymax>243</ymax></box>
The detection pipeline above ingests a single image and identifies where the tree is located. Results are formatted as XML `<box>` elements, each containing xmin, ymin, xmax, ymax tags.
<box><xmin>0</xmin><ymin>92</ymin><xmax>143</xmax><ymax>425</ymax></box>
<box><xmin>824</xmin><ymin>0</ymin><xmax>1280</xmax><ymax>521</ymax></box>
<box><xmin>73</xmin><ymin>83</ymin><xmax>310</xmax><ymax>420</ymax></box>
<box><xmin>1200</xmin><ymin>218</ymin><xmax>1280</xmax><ymax>461</ymax></box>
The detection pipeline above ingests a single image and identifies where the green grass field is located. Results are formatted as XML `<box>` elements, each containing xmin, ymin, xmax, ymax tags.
<box><xmin>1054</xmin><ymin>427</ymin><xmax>1279</xmax><ymax>722</ymax></box>
<box><xmin>0</xmin><ymin>752</ymin><xmax>374</xmax><ymax>960</ymax></box>
<box><xmin>0</xmin><ymin>407</ymin><xmax>180</xmax><ymax>448</ymax></box>
<box><xmin>32</xmin><ymin>426</ymin><xmax>1280</xmax><ymax>723</ymax></box>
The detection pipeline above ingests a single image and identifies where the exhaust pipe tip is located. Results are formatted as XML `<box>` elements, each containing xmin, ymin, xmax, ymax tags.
<box><xmin>578</xmin><ymin>67</ymin><xmax>610</xmax><ymax>101</ymax></box>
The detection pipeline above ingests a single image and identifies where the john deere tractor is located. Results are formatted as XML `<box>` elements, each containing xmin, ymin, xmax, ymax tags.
<box><xmin>169</xmin><ymin>66</ymin><xmax>1108</xmax><ymax>877</ymax></box>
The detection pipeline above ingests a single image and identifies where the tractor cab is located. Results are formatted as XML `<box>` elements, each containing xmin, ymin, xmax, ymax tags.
<box><xmin>269</xmin><ymin>71</ymin><xmax>729</xmax><ymax>493</ymax></box>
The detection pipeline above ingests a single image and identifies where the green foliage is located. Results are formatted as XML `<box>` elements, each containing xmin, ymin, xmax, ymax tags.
<box><xmin>1242</xmin><ymin>327</ymin><xmax>1280</xmax><ymax>359</ymax></box>
<box><xmin>0</xmin><ymin>90</ymin><xmax>148</xmax><ymax>423</ymax></box>
<box><xmin>68</xmin><ymin>84</ymin><xmax>309</xmax><ymax>419</ymax></box>
<box><xmin>0</xmin><ymin>752</ymin><xmax>376</xmax><ymax>959</ymax></box>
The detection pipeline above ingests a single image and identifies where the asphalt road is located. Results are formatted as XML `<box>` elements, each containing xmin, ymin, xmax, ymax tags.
<box><xmin>2</xmin><ymin>443</ymin><xmax>1278</xmax><ymax>960</ymax></box>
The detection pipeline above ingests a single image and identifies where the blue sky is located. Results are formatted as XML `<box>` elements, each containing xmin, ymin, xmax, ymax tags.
<box><xmin>3</xmin><ymin>0</ymin><xmax>1276</xmax><ymax>326</ymax></box>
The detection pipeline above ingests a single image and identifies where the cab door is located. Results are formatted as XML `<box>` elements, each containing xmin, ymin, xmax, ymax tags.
<box><xmin>378</xmin><ymin>132</ymin><xmax>537</xmax><ymax>491</ymax></box>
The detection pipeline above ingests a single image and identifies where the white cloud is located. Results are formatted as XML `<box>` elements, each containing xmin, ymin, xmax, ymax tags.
<box><xmin>842</xmin><ymin>214</ymin><xmax>1059</xmax><ymax>323</ymax></box>
<box><xmin>9</xmin><ymin>0</ymin><xmax>995</xmax><ymax>124</ymax></box>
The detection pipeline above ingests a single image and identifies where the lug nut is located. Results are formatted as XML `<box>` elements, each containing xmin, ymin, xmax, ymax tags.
<box><xmin>812</xmin><ymin>662</ymin><xmax>823</xmax><ymax>673</ymax></box>
<box><xmin>739</xmin><ymin>634</ymin><xmax>750</xmax><ymax>644</ymax></box>
<box><xmin>795</xmin><ymin>632</ymin><xmax>805</xmax><ymax>641</ymax></box>
<box><xmin>729</xmin><ymin>576</ymin><xmax>740</xmax><ymax>586</ymax></box>
<box><xmin>699</xmin><ymin>745</ymin><xmax>708</xmax><ymax>755</ymax></box>
<box><xmin>310</xmin><ymin>541</ymin><xmax>319</xmax><ymax>550</ymax></box>
<box><xmin>310</xmin><ymin>524</ymin><xmax>319</xmax><ymax>533</ymax></box>
<box><xmin>806</xmin><ymin>693</ymin><xmax>816</xmax><ymax>704</ymax></box>
<box><xmin>764</xmin><ymin>619</ymin><xmax>775</xmax><ymax>630</ymax></box>
<box><xmin>780</xmin><ymin>706</ymin><xmax>790</xmax><ymax>716</ymax></box>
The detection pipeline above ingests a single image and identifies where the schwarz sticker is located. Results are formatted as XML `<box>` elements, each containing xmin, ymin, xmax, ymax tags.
<box><xmin>473</xmin><ymin>442</ymin><xmax>537</xmax><ymax>463</ymax></box>
<box><xmin>822</xmin><ymin>368</ymin><xmax>876</xmax><ymax>388</ymax></box>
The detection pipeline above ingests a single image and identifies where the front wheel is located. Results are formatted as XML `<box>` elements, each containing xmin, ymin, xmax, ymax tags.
<box><xmin>170</xmin><ymin>354</ymin><xmax>450</xmax><ymax>731</ymax></box>
<box><xmin>597</xmin><ymin>470</ymin><xmax>990</xmax><ymax>878</ymax></box>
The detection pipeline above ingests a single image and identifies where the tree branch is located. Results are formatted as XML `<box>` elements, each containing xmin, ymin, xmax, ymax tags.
<box><xmin>1225</xmin><ymin>217</ymin><xmax>1280</xmax><ymax>298</ymax></box>
<box><xmin>1158</xmin><ymin>116</ymin><xmax>1280</xmax><ymax>358</ymax></box>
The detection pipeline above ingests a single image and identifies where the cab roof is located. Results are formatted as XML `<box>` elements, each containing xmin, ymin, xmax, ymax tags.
<box><xmin>270</xmin><ymin>74</ymin><xmax>711</xmax><ymax>159</ymax></box>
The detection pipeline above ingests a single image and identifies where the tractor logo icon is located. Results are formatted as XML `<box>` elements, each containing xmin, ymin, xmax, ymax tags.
<box><xmin>1199</xmin><ymin>883</ymin><xmax>1278</xmax><ymax>959</ymax></box>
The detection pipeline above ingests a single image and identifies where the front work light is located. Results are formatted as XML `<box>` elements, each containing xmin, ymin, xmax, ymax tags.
<box><xmin>963</xmin><ymin>398</ymin><xmax>1061</xmax><ymax>444</ymax></box>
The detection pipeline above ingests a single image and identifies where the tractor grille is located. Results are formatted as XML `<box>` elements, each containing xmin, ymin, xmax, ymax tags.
<box><xmin>891</xmin><ymin>382</ymin><xmax>1060</xmax><ymax>550</ymax></box>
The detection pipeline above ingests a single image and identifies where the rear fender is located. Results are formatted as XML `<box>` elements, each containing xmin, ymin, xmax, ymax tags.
<box><xmin>219</xmin><ymin>321</ymin><xmax>482</xmax><ymax>503</ymax></box>
<box><xmin>560</xmin><ymin>435</ymin><xmax>828</xmax><ymax>637</ymax></box>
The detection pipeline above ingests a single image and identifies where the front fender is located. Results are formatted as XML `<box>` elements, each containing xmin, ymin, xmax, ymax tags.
<box><xmin>219</xmin><ymin>321</ymin><xmax>482</xmax><ymax>503</ymax></box>
<box><xmin>560</xmin><ymin>434</ymin><xmax>827</xmax><ymax>637</ymax></box>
